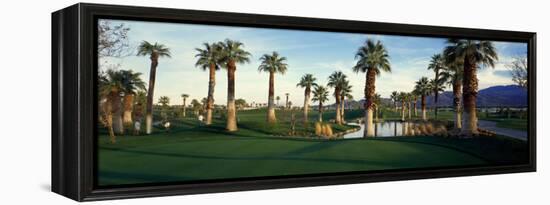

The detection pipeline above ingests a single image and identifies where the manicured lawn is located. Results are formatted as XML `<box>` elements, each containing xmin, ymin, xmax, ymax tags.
<box><xmin>98</xmin><ymin>108</ymin><xmax>528</xmax><ymax>186</ymax></box>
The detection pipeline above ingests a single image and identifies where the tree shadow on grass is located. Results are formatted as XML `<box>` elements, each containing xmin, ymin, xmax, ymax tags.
<box><xmin>100</xmin><ymin>147</ymin><xmax>395</xmax><ymax>167</ymax></box>
<box><xmin>98</xmin><ymin>170</ymin><xmax>195</xmax><ymax>186</ymax></box>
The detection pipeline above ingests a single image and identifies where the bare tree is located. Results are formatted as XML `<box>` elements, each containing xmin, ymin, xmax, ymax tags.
<box><xmin>506</xmin><ymin>55</ymin><xmax>528</xmax><ymax>89</ymax></box>
<box><xmin>98</xmin><ymin>20</ymin><xmax>132</xmax><ymax>58</ymax></box>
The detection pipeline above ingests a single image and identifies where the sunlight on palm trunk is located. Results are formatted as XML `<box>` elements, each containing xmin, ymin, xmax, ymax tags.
<box><xmin>206</xmin><ymin>63</ymin><xmax>216</xmax><ymax>125</ymax></box>
<box><xmin>226</xmin><ymin>62</ymin><xmax>238</xmax><ymax>131</ymax></box>
<box><xmin>145</xmin><ymin>54</ymin><xmax>158</xmax><ymax>134</ymax></box>
<box><xmin>267</xmin><ymin>71</ymin><xmax>277</xmax><ymax>123</ymax></box>
<box><xmin>364</xmin><ymin>69</ymin><xmax>376</xmax><ymax>137</ymax></box>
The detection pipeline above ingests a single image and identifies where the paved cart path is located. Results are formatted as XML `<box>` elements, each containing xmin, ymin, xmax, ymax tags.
<box><xmin>478</xmin><ymin>120</ymin><xmax>527</xmax><ymax>141</ymax></box>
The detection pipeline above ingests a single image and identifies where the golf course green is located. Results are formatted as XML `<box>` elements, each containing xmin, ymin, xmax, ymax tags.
<box><xmin>97</xmin><ymin>109</ymin><xmax>528</xmax><ymax>186</ymax></box>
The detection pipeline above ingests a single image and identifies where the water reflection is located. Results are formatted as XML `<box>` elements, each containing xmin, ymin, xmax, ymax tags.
<box><xmin>343</xmin><ymin>121</ymin><xmax>441</xmax><ymax>138</ymax></box>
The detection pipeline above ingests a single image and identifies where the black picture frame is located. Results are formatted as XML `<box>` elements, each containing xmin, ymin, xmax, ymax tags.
<box><xmin>52</xmin><ymin>3</ymin><xmax>536</xmax><ymax>201</ymax></box>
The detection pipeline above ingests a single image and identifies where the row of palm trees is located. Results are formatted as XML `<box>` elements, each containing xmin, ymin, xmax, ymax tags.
<box><xmin>387</xmin><ymin>39</ymin><xmax>498</xmax><ymax>136</ymax></box>
<box><xmin>104</xmin><ymin>36</ymin><xmax>496</xmax><ymax>139</ymax></box>
<box><xmin>99</xmin><ymin>69</ymin><xmax>146</xmax><ymax>142</ymax></box>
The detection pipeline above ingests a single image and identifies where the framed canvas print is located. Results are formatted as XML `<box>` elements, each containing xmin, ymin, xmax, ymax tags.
<box><xmin>52</xmin><ymin>3</ymin><xmax>536</xmax><ymax>201</ymax></box>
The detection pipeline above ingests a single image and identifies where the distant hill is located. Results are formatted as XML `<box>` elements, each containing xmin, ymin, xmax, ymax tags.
<box><xmin>423</xmin><ymin>85</ymin><xmax>527</xmax><ymax>107</ymax></box>
<box><xmin>333</xmin><ymin>85</ymin><xmax>527</xmax><ymax>108</ymax></box>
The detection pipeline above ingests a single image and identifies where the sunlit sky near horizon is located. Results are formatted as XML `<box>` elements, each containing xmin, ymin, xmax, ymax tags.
<box><xmin>99</xmin><ymin>19</ymin><xmax>527</xmax><ymax>106</ymax></box>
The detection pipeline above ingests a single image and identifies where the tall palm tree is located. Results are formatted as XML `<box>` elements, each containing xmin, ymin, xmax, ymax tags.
<box><xmin>445</xmin><ymin>60</ymin><xmax>464</xmax><ymax>129</ymax></box>
<box><xmin>340</xmin><ymin>81</ymin><xmax>353</xmax><ymax>122</ymax></box>
<box><xmin>119</xmin><ymin>70</ymin><xmax>146</xmax><ymax>131</ymax></box>
<box><xmin>390</xmin><ymin>91</ymin><xmax>398</xmax><ymax>111</ymax></box>
<box><xmin>181</xmin><ymin>94</ymin><xmax>189</xmax><ymax>118</ymax></box>
<box><xmin>297</xmin><ymin>74</ymin><xmax>318</xmax><ymax>124</ymax></box>
<box><xmin>276</xmin><ymin>96</ymin><xmax>281</xmax><ymax>107</ymax></box>
<box><xmin>258</xmin><ymin>51</ymin><xmax>288</xmax><ymax>123</ymax></box>
<box><xmin>327</xmin><ymin>71</ymin><xmax>348</xmax><ymax>125</ymax></box>
<box><xmin>137</xmin><ymin>41</ymin><xmax>171</xmax><ymax>134</ymax></box>
<box><xmin>312</xmin><ymin>85</ymin><xmax>329</xmax><ymax>122</ymax></box>
<box><xmin>353</xmin><ymin>39</ymin><xmax>391</xmax><ymax>137</ymax></box>
<box><xmin>219</xmin><ymin>39</ymin><xmax>251</xmax><ymax>131</ymax></box>
<box><xmin>444</xmin><ymin>39</ymin><xmax>497</xmax><ymax>135</ymax></box>
<box><xmin>195</xmin><ymin>42</ymin><xmax>223</xmax><ymax>125</ymax></box>
<box><xmin>414</xmin><ymin>77</ymin><xmax>432</xmax><ymax>121</ymax></box>
<box><xmin>427</xmin><ymin>54</ymin><xmax>447</xmax><ymax>119</ymax></box>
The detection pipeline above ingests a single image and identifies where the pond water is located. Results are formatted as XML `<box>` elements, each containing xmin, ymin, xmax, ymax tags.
<box><xmin>343</xmin><ymin>121</ymin><xmax>432</xmax><ymax>138</ymax></box>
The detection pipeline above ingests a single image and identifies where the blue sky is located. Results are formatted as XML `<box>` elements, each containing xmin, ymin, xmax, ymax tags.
<box><xmin>100</xmin><ymin>19</ymin><xmax>527</xmax><ymax>106</ymax></box>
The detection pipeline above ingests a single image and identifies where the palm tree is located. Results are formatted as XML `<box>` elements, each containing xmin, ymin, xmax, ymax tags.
<box><xmin>297</xmin><ymin>74</ymin><xmax>318</xmax><ymax>124</ymax></box>
<box><xmin>276</xmin><ymin>96</ymin><xmax>281</xmax><ymax>107</ymax></box>
<box><xmin>427</xmin><ymin>54</ymin><xmax>449</xmax><ymax>119</ymax></box>
<box><xmin>190</xmin><ymin>99</ymin><xmax>202</xmax><ymax>116</ymax></box>
<box><xmin>258</xmin><ymin>51</ymin><xmax>288</xmax><ymax>123</ymax></box>
<box><xmin>285</xmin><ymin>93</ymin><xmax>290</xmax><ymax>110</ymax></box>
<box><xmin>312</xmin><ymin>85</ymin><xmax>329</xmax><ymax>122</ymax></box>
<box><xmin>181</xmin><ymin>94</ymin><xmax>189</xmax><ymax>117</ymax></box>
<box><xmin>99</xmin><ymin>70</ymin><xmax>124</xmax><ymax>142</ymax></box>
<box><xmin>444</xmin><ymin>39</ymin><xmax>497</xmax><ymax>135</ymax></box>
<box><xmin>390</xmin><ymin>91</ymin><xmax>398</xmax><ymax>111</ymax></box>
<box><xmin>137</xmin><ymin>41</ymin><xmax>171</xmax><ymax>134</ymax></box>
<box><xmin>340</xmin><ymin>81</ymin><xmax>352</xmax><ymax>122</ymax></box>
<box><xmin>445</xmin><ymin>60</ymin><xmax>464</xmax><ymax>129</ymax></box>
<box><xmin>195</xmin><ymin>42</ymin><xmax>223</xmax><ymax>125</ymax></box>
<box><xmin>158</xmin><ymin>96</ymin><xmax>170</xmax><ymax>121</ymax></box>
<box><xmin>119</xmin><ymin>70</ymin><xmax>146</xmax><ymax>131</ymax></box>
<box><xmin>398</xmin><ymin>92</ymin><xmax>407</xmax><ymax>121</ymax></box>
<box><xmin>353</xmin><ymin>39</ymin><xmax>391</xmax><ymax>137</ymax></box>
<box><xmin>327</xmin><ymin>71</ymin><xmax>348</xmax><ymax>125</ymax></box>
<box><xmin>133</xmin><ymin>91</ymin><xmax>147</xmax><ymax>124</ymax></box>
<box><xmin>411</xmin><ymin>90</ymin><xmax>419</xmax><ymax>117</ymax></box>
<box><xmin>406</xmin><ymin>92</ymin><xmax>413</xmax><ymax>119</ymax></box>
<box><xmin>414</xmin><ymin>77</ymin><xmax>432</xmax><ymax>121</ymax></box>
<box><xmin>430</xmin><ymin>78</ymin><xmax>445</xmax><ymax>115</ymax></box>
<box><xmin>219</xmin><ymin>39</ymin><xmax>251</xmax><ymax>131</ymax></box>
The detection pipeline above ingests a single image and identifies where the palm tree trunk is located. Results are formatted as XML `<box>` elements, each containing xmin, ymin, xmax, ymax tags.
<box><xmin>285</xmin><ymin>95</ymin><xmax>289</xmax><ymax>110</ymax></box>
<box><xmin>318</xmin><ymin>102</ymin><xmax>323</xmax><ymax>122</ymax></box>
<box><xmin>226</xmin><ymin>61</ymin><xmax>238</xmax><ymax>131</ymax></box>
<box><xmin>453</xmin><ymin>80</ymin><xmax>463</xmax><ymax>129</ymax></box>
<box><xmin>408</xmin><ymin>101</ymin><xmax>412</xmax><ymax>119</ymax></box>
<box><xmin>434</xmin><ymin>69</ymin><xmax>439</xmax><ymax>119</ymax></box>
<box><xmin>364</xmin><ymin>68</ymin><xmax>376</xmax><ymax>137</ymax></box>
<box><xmin>206</xmin><ymin>63</ymin><xmax>216</xmax><ymax>125</ymax></box>
<box><xmin>182</xmin><ymin>98</ymin><xmax>187</xmax><ymax>117</ymax></box>
<box><xmin>267</xmin><ymin>71</ymin><xmax>277</xmax><ymax>123</ymax></box>
<box><xmin>335</xmin><ymin>88</ymin><xmax>342</xmax><ymax>125</ymax></box>
<box><xmin>340</xmin><ymin>96</ymin><xmax>346</xmax><ymax>123</ymax></box>
<box><xmin>421</xmin><ymin>95</ymin><xmax>427</xmax><ymax>121</ymax></box>
<box><xmin>303</xmin><ymin>88</ymin><xmax>310</xmax><ymax>124</ymax></box>
<box><xmin>112</xmin><ymin>92</ymin><xmax>123</xmax><ymax>135</ymax></box>
<box><xmin>123</xmin><ymin>94</ymin><xmax>134</xmax><ymax>132</ymax></box>
<box><xmin>414</xmin><ymin>98</ymin><xmax>418</xmax><ymax>116</ymax></box>
<box><xmin>401</xmin><ymin>101</ymin><xmax>406</xmax><ymax>121</ymax></box>
<box><xmin>145</xmin><ymin>54</ymin><xmax>159</xmax><ymax>134</ymax></box>
<box><xmin>103</xmin><ymin>97</ymin><xmax>116</xmax><ymax>143</ymax></box>
<box><xmin>462</xmin><ymin>59</ymin><xmax>478</xmax><ymax>135</ymax></box>
<box><xmin>374</xmin><ymin>104</ymin><xmax>379</xmax><ymax>122</ymax></box>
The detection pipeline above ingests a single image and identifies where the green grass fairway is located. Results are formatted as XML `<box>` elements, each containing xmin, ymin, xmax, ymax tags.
<box><xmin>98</xmin><ymin>109</ymin><xmax>528</xmax><ymax>186</ymax></box>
